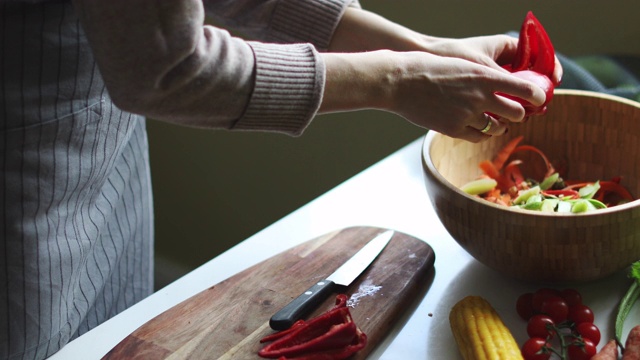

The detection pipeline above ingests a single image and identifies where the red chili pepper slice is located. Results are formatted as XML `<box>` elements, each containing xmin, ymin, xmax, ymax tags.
<box><xmin>259</xmin><ymin>295</ymin><xmax>367</xmax><ymax>360</ymax></box>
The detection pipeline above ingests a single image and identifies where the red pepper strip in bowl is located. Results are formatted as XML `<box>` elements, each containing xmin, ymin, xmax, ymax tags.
<box><xmin>502</xmin><ymin>160</ymin><xmax>526</xmax><ymax>195</ymax></box>
<box><xmin>493</xmin><ymin>136</ymin><xmax>524</xmax><ymax>170</ymax></box>
<box><xmin>512</xmin><ymin>144</ymin><xmax>556</xmax><ymax>179</ymax></box>
<box><xmin>542</xmin><ymin>189</ymin><xmax>580</xmax><ymax>199</ymax></box>
<box><xmin>259</xmin><ymin>295</ymin><xmax>367</xmax><ymax>360</ymax></box>
<box><xmin>599</xmin><ymin>181</ymin><xmax>635</xmax><ymax>201</ymax></box>
<box><xmin>564</xmin><ymin>180</ymin><xmax>635</xmax><ymax>204</ymax></box>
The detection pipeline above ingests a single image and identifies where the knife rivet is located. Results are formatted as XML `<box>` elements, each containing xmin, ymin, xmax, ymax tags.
<box><xmin>317</xmin><ymin>282</ymin><xmax>325</xmax><ymax>286</ymax></box>
<box><xmin>304</xmin><ymin>291</ymin><xmax>313</xmax><ymax>295</ymax></box>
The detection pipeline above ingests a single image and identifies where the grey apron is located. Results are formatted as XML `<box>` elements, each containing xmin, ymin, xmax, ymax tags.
<box><xmin>1</xmin><ymin>1</ymin><xmax>154</xmax><ymax>359</ymax></box>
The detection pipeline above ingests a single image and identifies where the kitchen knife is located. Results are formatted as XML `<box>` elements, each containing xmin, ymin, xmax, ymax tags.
<box><xmin>269</xmin><ymin>230</ymin><xmax>394</xmax><ymax>330</ymax></box>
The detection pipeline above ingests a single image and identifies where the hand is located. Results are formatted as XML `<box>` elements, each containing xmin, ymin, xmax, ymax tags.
<box><xmin>320</xmin><ymin>50</ymin><xmax>546</xmax><ymax>143</ymax></box>
<box><xmin>417</xmin><ymin>35</ymin><xmax>564</xmax><ymax>85</ymax></box>
<box><xmin>329</xmin><ymin>8</ymin><xmax>563</xmax><ymax>89</ymax></box>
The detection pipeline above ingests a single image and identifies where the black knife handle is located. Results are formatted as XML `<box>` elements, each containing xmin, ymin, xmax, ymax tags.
<box><xmin>269</xmin><ymin>280</ymin><xmax>336</xmax><ymax>330</ymax></box>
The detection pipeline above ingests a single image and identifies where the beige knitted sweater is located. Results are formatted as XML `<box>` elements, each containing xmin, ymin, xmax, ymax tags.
<box><xmin>73</xmin><ymin>0</ymin><xmax>360</xmax><ymax>136</ymax></box>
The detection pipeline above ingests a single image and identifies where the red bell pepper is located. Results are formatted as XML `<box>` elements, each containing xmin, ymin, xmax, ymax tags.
<box><xmin>502</xmin><ymin>11</ymin><xmax>557</xmax><ymax>116</ymax></box>
<box><xmin>258</xmin><ymin>295</ymin><xmax>367</xmax><ymax>360</ymax></box>
<box><xmin>509</xmin><ymin>12</ymin><xmax>556</xmax><ymax>77</ymax></box>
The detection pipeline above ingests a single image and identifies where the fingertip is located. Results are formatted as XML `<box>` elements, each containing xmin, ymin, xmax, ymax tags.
<box><xmin>554</xmin><ymin>57</ymin><xmax>563</xmax><ymax>85</ymax></box>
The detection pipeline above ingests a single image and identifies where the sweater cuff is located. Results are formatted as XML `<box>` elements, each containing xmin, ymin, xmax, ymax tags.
<box><xmin>234</xmin><ymin>42</ymin><xmax>324</xmax><ymax>136</ymax></box>
<box><xmin>266</xmin><ymin>0</ymin><xmax>359</xmax><ymax>51</ymax></box>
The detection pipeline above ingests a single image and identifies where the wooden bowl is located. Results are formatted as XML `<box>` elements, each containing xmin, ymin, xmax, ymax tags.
<box><xmin>422</xmin><ymin>90</ymin><xmax>640</xmax><ymax>282</ymax></box>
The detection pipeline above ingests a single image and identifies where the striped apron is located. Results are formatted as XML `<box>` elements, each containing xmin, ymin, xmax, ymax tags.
<box><xmin>1</xmin><ymin>1</ymin><xmax>154</xmax><ymax>358</ymax></box>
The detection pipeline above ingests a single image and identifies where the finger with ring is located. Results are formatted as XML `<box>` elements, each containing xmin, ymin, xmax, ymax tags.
<box><xmin>480</xmin><ymin>119</ymin><xmax>492</xmax><ymax>134</ymax></box>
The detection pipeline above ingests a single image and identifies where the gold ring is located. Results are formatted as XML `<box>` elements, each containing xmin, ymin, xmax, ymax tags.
<box><xmin>480</xmin><ymin>119</ymin><xmax>492</xmax><ymax>134</ymax></box>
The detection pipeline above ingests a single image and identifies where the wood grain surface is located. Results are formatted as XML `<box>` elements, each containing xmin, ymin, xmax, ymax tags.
<box><xmin>103</xmin><ymin>227</ymin><xmax>435</xmax><ymax>359</ymax></box>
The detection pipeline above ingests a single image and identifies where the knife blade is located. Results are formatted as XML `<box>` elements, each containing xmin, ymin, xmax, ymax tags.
<box><xmin>269</xmin><ymin>230</ymin><xmax>394</xmax><ymax>330</ymax></box>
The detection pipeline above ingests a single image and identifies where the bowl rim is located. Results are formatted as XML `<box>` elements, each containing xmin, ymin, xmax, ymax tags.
<box><xmin>421</xmin><ymin>90</ymin><xmax>640</xmax><ymax>217</ymax></box>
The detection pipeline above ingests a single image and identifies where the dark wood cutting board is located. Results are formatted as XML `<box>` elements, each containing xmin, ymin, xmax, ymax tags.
<box><xmin>103</xmin><ymin>226</ymin><xmax>435</xmax><ymax>359</ymax></box>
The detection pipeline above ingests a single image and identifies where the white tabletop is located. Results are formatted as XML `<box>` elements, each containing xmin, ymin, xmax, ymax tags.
<box><xmin>50</xmin><ymin>136</ymin><xmax>635</xmax><ymax>360</ymax></box>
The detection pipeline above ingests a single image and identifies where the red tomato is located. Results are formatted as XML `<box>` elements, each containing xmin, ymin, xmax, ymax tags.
<box><xmin>527</xmin><ymin>314</ymin><xmax>556</xmax><ymax>339</ymax></box>
<box><xmin>567</xmin><ymin>338</ymin><xmax>597</xmax><ymax>360</ymax></box>
<box><xmin>568</xmin><ymin>304</ymin><xmax>595</xmax><ymax>325</ymax></box>
<box><xmin>521</xmin><ymin>337</ymin><xmax>551</xmax><ymax>360</ymax></box>
<box><xmin>576</xmin><ymin>322</ymin><xmax>601</xmax><ymax>346</ymax></box>
<box><xmin>532</xmin><ymin>288</ymin><xmax>560</xmax><ymax>312</ymax></box>
<box><xmin>560</xmin><ymin>288</ymin><xmax>583</xmax><ymax>307</ymax></box>
<box><xmin>517</xmin><ymin>293</ymin><xmax>535</xmax><ymax>321</ymax></box>
<box><xmin>540</xmin><ymin>296</ymin><xmax>569</xmax><ymax>323</ymax></box>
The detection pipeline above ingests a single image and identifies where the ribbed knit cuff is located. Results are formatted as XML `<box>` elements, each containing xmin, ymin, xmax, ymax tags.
<box><xmin>234</xmin><ymin>42</ymin><xmax>324</xmax><ymax>136</ymax></box>
<box><xmin>266</xmin><ymin>0</ymin><xmax>360</xmax><ymax>51</ymax></box>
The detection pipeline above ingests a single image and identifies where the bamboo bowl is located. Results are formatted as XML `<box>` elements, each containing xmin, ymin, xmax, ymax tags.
<box><xmin>422</xmin><ymin>90</ymin><xmax>640</xmax><ymax>282</ymax></box>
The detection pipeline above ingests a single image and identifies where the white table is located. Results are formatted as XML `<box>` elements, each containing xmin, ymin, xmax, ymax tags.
<box><xmin>50</xmin><ymin>136</ymin><xmax>634</xmax><ymax>359</ymax></box>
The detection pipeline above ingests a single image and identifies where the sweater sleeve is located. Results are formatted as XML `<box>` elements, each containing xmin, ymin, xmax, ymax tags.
<box><xmin>72</xmin><ymin>0</ymin><xmax>354</xmax><ymax>136</ymax></box>
<box><xmin>203</xmin><ymin>0</ymin><xmax>360</xmax><ymax>51</ymax></box>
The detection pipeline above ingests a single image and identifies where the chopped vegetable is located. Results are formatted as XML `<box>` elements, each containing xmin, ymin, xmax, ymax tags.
<box><xmin>513</xmin><ymin>186</ymin><xmax>541</xmax><ymax>206</ymax></box>
<box><xmin>460</xmin><ymin>137</ymin><xmax>635</xmax><ymax>213</ymax></box>
<box><xmin>258</xmin><ymin>294</ymin><xmax>367</xmax><ymax>360</ymax></box>
<box><xmin>461</xmin><ymin>178</ymin><xmax>498</xmax><ymax>196</ymax></box>
<box><xmin>449</xmin><ymin>296</ymin><xmax>523</xmax><ymax>360</ymax></box>
<box><xmin>539</xmin><ymin>173</ymin><xmax>559</xmax><ymax>190</ymax></box>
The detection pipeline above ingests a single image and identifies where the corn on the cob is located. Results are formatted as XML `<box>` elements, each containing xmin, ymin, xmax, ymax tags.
<box><xmin>449</xmin><ymin>295</ymin><xmax>523</xmax><ymax>360</ymax></box>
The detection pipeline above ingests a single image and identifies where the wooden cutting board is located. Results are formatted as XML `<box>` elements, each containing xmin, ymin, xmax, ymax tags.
<box><xmin>103</xmin><ymin>226</ymin><xmax>435</xmax><ymax>359</ymax></box>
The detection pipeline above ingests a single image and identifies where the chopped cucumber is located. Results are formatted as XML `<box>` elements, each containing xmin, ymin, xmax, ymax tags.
<box><xmin>461</xmin><ymin>178</ymin><xmax>498</xmax><ymax>195</ymax></box>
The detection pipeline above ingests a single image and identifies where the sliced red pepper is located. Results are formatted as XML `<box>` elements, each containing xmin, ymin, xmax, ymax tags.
<box><xmin>500</xmin><ymin>12</ymin><xmax>557</xmax><ymax>116</ymax></box>
<box><xmin>272</xmin><ymin>334</ymin><xmax>367</xmax><ymax>360</ymax></box>
<box><xmin>600</xmin><ymin>181</ymin><xmax>635</xmax><ymax>200</ymax></box>
<box><xmin>479</xmin><ymin>160</ymin><xmax>501</xmax><ymax>180</ymax></box>
<box><xmin>260</xmin><ymin>320</ymin><xmax>307</xmax><ymax>343</ymax></box>
<box><xmin>493</xmin><ymin>135</ymin><xmax>524</xmax><ymax>170</ymax></box>
<box><xmin>512</xmin><ymin>144</ymin><xmax>556</xmax><ymax>179</ymax></box>
<box><xmin>259</xmin><ymin>295</ymin><xmax>367</xmax><ymax>360</ymax></box>
<box><xmin>564</xmin><ymin>181</ymin><xmax>635</xmax><ymax>203</ymax></box>
<box><xmin>510</xmin><ymin>11</ymin><xmax>556</xmax><ymax>80</ymax></box>
<box><xmin>480</xmin><ymin>138</ymin><xmax>528</xmax><ymax>193</ymax></box>
<box><xmin>503</xmin><ymin>159</ymin><xmax>525</xmax><ymax>186</ymax></box>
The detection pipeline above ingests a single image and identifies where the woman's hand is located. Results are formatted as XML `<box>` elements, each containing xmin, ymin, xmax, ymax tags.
<box><xmin>323</xmin><ymin>7</ymin><xmax>559</xmax><ymax>141</ymax></box>
<box><xmin>320</xmin><ymin>50</ymin><xmax>546</xmax><ymax>143</ymax></box>
<box><xmin>330</xmin><ymin>8</ymin><xmax>563</xmax><ymax>83</ymax></box>
<box><xmin>417</xmin><ymin>35</ymin><xmax>563</xmax><ymax>85</ymax></box>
